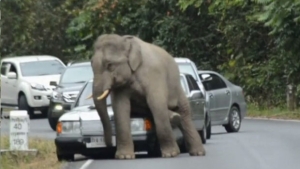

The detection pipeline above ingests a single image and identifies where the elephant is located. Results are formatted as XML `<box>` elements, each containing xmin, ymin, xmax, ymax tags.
<box><xmin>87</xmin><ymin>34</ymin><xmax>205</xmax><ymax>159</ymax></box>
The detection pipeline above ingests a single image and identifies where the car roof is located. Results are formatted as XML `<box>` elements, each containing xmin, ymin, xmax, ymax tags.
<box><xmin>67</xmin><ymin>61</ymin><xmax>91</xmax><ymax>67</ymax></box>
<box><xmin>179</xmin><ymin>72</ymin><xmax>192</xmax><ymax>77</ymax></box>
<box><xmin>1</xmin><ymin>55</ymin><xmax>60</xmax><ymax>63</ymax></box>
<box><xmin>174</xmin><ymin>57</ymin><xmax>193</xmax><ymax>63</ymax></box>
<box><xmin>197</xmin><ymin>70</ymin><xmax>219</xmax><ymax>74</ymax></box>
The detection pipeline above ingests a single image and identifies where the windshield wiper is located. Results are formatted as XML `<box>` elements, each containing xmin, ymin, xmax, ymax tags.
<box><xmin>73</xmin><ymin>81</ymin><xmax>87</xmax><ymax>84</ymax></box>
<box><xmin>37</xmin><ymin>73</ymin><xmax>52</xmax><ymax>76</ymax></box>
<box><xmin>88</xmin><ymin>105</ymin><xmax>96</xmax><ymax>109</ymax></box>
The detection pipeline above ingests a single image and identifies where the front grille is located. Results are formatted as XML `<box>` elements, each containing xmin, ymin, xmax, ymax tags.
<box><xmin>62</xmin><ymin>92</ymin><xmax>79</xmax><ymax>102</ymax></box>
<box><xmin>81</xmin><ymin>120</ymin><xmax>116</xmax><ymax>135</ymax></box>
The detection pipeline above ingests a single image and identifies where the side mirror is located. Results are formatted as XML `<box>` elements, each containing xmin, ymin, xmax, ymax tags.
<box><xmin>189</xmin><ymin>90</ymin><xmax>204</xmax><ymax>99</ymax></box>
<box><xmin>50</xmin><ymin>81</ymin><xmax>57</xmax><ymax>86</ymax></box>
<box><xmin>202</xmin><ymin>76</ymin><xmax>212</xmax><ymax>82</ymax></box>
<box><xmin>7</xmin><ymin>72</ymin><xmax>17</xmax><ymax>79</ymax></box>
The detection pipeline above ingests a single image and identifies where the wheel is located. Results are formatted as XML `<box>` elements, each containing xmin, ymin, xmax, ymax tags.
<box><xmin>206</xmin><ymin>117</ymin><xmax>211</xmax><ymax>139</ymax></box>
<box><xmin>199</xmin><ymin>119</ymin><xmax>207</xmax><ymax>144</ymax></box>
<box><xmin>0</xmin><ymin>108</ymin><xmax>3</xmax><ymax>119</ymax></box>
<box><xmin>224</xmin><ymin>106</ymin><xmax>241</xmax><ymax>133</ymax></box>
<box><xmin>57</xmin><ymin>153</ymin><xmax>74</xmax><ymax>162</ymax></box>
<box><xmin>47</xmin><ymin>108</ymin><xmax>57</xmax><ymax>131</ymax></box>
<box><xmin>18</xmin><ymin>95</ymin><xmax>35</xmax><ymax>118</ymax></box>
<box><xmin>48</xmin><ymin>112</ymin><xmax>57</xmax><ymax>131</ymax></box>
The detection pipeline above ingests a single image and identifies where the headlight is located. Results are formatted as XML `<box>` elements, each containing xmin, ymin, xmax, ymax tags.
<box><xmin>53</xmin><ymin>104</ymin><xmax>63</xmax><ymax>111</ymax></box>
<box><xmin>52</xmin><ymin>91</ymin><xmax>62</xmax><ymax>100</ymax></box>
<box><xmin>130</xmin><ymin>119</ymin><xmax>152</xmax><ymax>132</ymax></box>
<box><xmin>56</xmin><ymin>121</ymin><xmax>81</xmax><ymax>134</ymax></box>
<box><xmin>31</xmin><ymin>83</ymin><xmax>46</xmax><ymax>91</ymax></box>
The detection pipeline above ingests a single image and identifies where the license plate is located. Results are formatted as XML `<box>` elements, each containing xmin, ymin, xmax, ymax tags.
<box><xmin>86</xmin><ymin>136</ymin><xmax>116</xmax><ymax>148</ymax></box>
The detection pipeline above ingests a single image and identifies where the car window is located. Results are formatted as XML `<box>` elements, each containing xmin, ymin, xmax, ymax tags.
<box><xmin>177</xmin><ymin>63</ymin><xmax>198</xmax><ymax>81</ymax></box>
<box><xmin>60</xmin><ymin>65</ymin><xmax>93</xmax><ymax>84</ymax></box>
<box><xmin>75</xmin><ymin>81</ymin><xmax>112</xmax><ymax>107</ymax></box>
<box><xmin>200</xmin><ymin>73</ymin><xmax>227</xmax><ymax>91</ymax></box>
<box><xmin>180</xmin><ymin>76</ymin><xmax>188</xmax><ymax>94</ymax></box>
<box><xmin>1</xmin><ymin>62</ymin><xmax>9</xmax><ymax>76</ymax></box>
<box><xmin>8</xmin><ymin>63</ymin><xmax>19</xmax><ymax>78</ymax></box>
<box><xmin>20</xmin><ymin>60</ymin><xmax>65</xmax><ymax>76</ymax></box>
<box><xmin>186</xmin><ymin>74</ymin><xmax>200</xmax><ymax>92</ymax></box>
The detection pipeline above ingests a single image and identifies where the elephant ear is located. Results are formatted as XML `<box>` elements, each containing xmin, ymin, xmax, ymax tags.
<box><xmin>123</xmin><ymin>35</ymin><xmax>142</xmax><ymax>72</ymax></box>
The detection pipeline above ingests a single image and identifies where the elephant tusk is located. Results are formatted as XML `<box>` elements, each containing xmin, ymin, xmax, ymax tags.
<box><xmin>97</xmin><ymin>90</ymin><xmax>110</xmax><ymax>100</ymax></box>
<box><xmin>85</xmin><ymin>94</ymin><xmax>93</xmax><ymax>100</ymax></box>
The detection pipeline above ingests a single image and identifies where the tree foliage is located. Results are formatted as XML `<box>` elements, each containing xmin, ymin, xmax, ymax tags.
<box><xmin>2</xmin><ymin>0</ymin><xmax>300</xmax><ymax>107</ymax></box>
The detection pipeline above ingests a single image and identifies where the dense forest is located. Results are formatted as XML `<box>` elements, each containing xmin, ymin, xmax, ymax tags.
<box><xmin>1</xmin><ymin>0</ymin><xmax>300</xmax><ymax>108</ymax></box>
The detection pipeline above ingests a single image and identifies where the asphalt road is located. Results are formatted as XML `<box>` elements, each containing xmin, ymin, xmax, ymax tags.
<box><xmin>1</xmin><ymin>117</ymin><xmax>300</xmax><ymax>169</ymax></box>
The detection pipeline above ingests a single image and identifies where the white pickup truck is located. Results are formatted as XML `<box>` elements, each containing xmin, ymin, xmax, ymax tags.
<box><xmin>0</xmin><ymin>55</ymin><xmax>66</xmax><ymax>118</ymax></box>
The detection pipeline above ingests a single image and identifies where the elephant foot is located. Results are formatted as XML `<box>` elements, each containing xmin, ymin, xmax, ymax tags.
<box><xmin>188</xmin><ymin>146</ymin><xmax>206</xmax><ymax>156</ymax></box>
<box><xmin>161</xmin><ymin>143</ymin><xmax>180</xmax><ymax>158</ymax></box>
<box><xmin>115</xmin><ymin>151</ymin><xmax>136</xmax><ymax>159</ymax></box>
<box><xmin>170</xmin><ymin>112</ymin><xmax>181</xmax><ymax>128</ymax></box>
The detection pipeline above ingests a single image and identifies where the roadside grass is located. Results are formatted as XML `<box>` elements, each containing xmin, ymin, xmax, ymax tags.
<box><xmin>247</xmin><ymin>104</ymin><xmax>300</xmax><ymax>120</ymax></box>
<box><xmin>0</xmin><ymin>136</ymin><xmax>64</xmax><ymax>169</ymax></box>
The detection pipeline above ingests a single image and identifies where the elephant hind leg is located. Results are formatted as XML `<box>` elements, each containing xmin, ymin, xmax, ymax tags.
<box><xmin>146</xmin><ymin>91</ymin><xmax>180</xmax><ymax>158</ymax></box>
<box><xmin>169</xmin><ymin>111</ymin><xmax>181</xmax><ymax>128</ymax></box>
<box><xmin>177</xmin><ymin>93</ymin><xmax>206</xmax><ymax>156</ymax></box>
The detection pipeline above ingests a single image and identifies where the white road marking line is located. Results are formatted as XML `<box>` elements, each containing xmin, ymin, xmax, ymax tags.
<box><xmin>79</xmin><ymin>159</ymin><xmax>94</xmax><ymax>169</ymax></box>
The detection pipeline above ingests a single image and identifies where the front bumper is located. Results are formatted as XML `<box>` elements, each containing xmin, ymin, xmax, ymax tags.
<box><xmin>55</xmin><ymin>133</ymin><xmax>157</xmax><ymax>156</ymax></box>
<box><xmin>27</xmin><ymin>89</ymin><xmax>53</xmax><ymax>108</ymax></box>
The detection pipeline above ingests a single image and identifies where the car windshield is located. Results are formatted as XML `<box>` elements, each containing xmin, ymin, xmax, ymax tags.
<box><xmin>177</xmin><ymin>63</ymin><xmax>197</xmax><ymax>81</ymax></box>
<box><xmin>60</xmin><ymin>65</ymin><xmax>93</xmax><ymax>84</ymax></box>
<box><xmin>20</xmin><ymin>60</ymin><xmax>65</xmax><ymax>76</ymax></box>
<box><xmin>76</xmin><ymin>81</ymin><xmax>112</xmax><ymax>107</ymax></box>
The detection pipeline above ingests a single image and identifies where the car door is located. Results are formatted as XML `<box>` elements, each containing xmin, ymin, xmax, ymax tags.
<box><xmin>185</xmin><ymin>74</ymin><xmax>205</xmax><ymax>124</ymax></box>
<box><xmin>200</xmin><ymin>73</ymin><xmax>231</xmax><ymax>123</ymax></box>
<box><xmin>199</xmin><ymin>73</ymin><xmax>218</xmax><ymax>123</ymax></box>
<box><xmin>1</xmin><ymin>62</ymin><xmax>10</xmax><ymax>104</ymax></box>
<box><xmin>5</xmin><ymin>62</ymin><xmax>19</xmax><ymax>104</ymax></box>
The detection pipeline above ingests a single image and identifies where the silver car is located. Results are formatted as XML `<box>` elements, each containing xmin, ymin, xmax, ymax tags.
<box><xmin>54</xmin><ymin>73</ymin><xmax>208</xmax><ymax>161</ymax></box>
<box><xmin>198</xmin><ymin>70</ymin><xmax>247</xmax><ymax>133</ymax></box>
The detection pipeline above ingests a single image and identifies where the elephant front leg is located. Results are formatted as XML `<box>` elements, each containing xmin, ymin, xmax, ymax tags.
<box><xmin>147</xmin><ymin>93</ymin><xmax>180</xmax><ymax>158</ymax></box>
<box><xmin>111</xmin><ymin>91</ymin><xmax>135</xmax><ymax>159</ymax></box>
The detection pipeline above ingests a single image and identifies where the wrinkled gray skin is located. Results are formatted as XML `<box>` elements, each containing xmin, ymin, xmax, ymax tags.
<box><xmin>91</xmin><ymin>34</ymin><xmax>205</xmax><ymax>159</ymax></box>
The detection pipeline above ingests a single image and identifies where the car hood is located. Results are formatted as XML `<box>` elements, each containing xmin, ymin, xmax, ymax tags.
<box><xmin>23</xmin><ymin>75</ymin><xmax>61</xmax><ymax>87</ymax></box>
<box><xmin>59</xmin><ymin>105</ymin><xmax>114</xmax><ymax>121</ymax></box>
<box><xmin>56</xmin><ymin>83</ymin><xmax>86</xmax><ymax>93</ymax></box>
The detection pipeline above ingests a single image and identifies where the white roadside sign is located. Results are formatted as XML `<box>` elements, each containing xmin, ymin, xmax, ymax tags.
<box><xmin>9</xmin><ymin>110</ymin><xmax>30</xmax><ymax>151</ymax></box>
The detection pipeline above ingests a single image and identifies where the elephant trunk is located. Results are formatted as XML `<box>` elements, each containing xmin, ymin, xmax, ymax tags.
<box><xmin>93</xmin><ymin>75</ymin><xmax>113</xmax><ymax>147</ymax></box>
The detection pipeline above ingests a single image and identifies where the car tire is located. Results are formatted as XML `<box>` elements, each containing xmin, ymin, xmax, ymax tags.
<box><xmin>206</xmin><ymin>118</ymin><xmax>212</xmax><ymax>140</ymax></box>
<box><xmin>0</xmin><ymin>108</ymin><xmax>3</xmax><ymax>119</ymax></box>
<box><xmin>199</xmin><ymin>120</ymin><xmax>207</xmax><ymax>144</ymax></box>
<box><xmin>57</xmin><ymin>153</ymin><xmax>74</xmax><ymax>162</ymax></box>
<box><xmin>18</xmin><ymin>95</ymin><xmax>35</xmax><ymax>119</ymax></box>
<box><xmin>48</xmin><ymin>108</ymin><xmax>57</xmax><ymax>131</ymax></box>
<box><xmin>224</xmin><ymin>106</ymin><xmax>241</xmax><ymax>133</ymax></box>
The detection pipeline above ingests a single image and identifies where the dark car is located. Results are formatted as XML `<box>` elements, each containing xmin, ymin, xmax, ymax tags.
<box><xmin>54</xmin><ymin>73</ymin><xmax>210</xmax><ymax>161</ymax></box>
<box><xmin>47</xmin><ymin>61</ymin><xmax>93</xmax><ymax>131</ymax></box>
